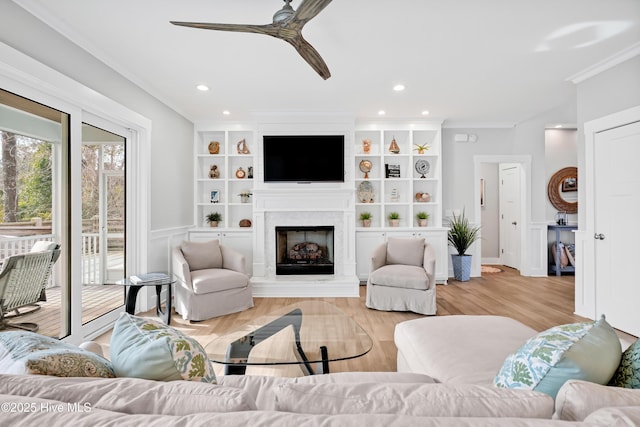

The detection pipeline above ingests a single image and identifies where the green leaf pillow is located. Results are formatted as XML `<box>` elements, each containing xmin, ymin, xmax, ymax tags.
<box><xmin>609</xmin><ymin>339</ymin><xmax>640</xmax><ymax>388</ymax></box>
<box><xmin>110</xmin><ymin>313</ymin><xmax>216</xmax><ymax>383</ymax></box>
<box><xmin>494</xmin><ymin>315</ymin><xmax>621</xmax><ymax>398</ymax></box>
<box><xmin>0</xmin><ymin>331</ymin><xmax>114</xmax><ymax>377</ymax></box>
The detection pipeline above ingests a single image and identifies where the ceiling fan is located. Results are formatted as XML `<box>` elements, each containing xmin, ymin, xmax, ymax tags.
<box><xmin>171</xmin><ymin>0</ymin><xmax>333</xmax><ymax>80</ymax></box>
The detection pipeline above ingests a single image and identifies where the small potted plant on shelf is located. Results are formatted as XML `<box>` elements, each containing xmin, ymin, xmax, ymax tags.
<box><xmin>359</xmin><ymin>212</ymin><xmax>372</xmax><ymax>227</ymax></box>
<box><xmin>238</xmin><ymin>190</ymin><xmax>252</xmax><ymax>203</ymax></box>
<box><xmin>447</xmin><ymin>209</ymin><xmax>481</xmax><ymax>281</ymax></box>
<box><xmin>416</xmin><ymin>211</ymin><xmax>429</xmax><ymax>227</ymax></box>
<box><xmin>205</xmin><ymin>212</ymin><xmax>222</xmax><ymax>227</ymax></box>
<box><xmin>414</xmin><ymin>143</ymin><xmax>430</xmax><ymax>154</ymax></box>
<box><xmin>388</xmin><ymin>212</ymin><xmax>400</xmax><ymax>227</ymax></box>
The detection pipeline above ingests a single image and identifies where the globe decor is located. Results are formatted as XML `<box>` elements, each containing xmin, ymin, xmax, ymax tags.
<box><xmin>447</xmin><ymin>209</ymin><xmax>480</xmax><ymax>282</ymax></box>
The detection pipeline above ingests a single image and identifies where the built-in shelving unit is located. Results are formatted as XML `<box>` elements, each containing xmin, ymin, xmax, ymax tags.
<box><xmin>354</xmin><ymin>122</ymin><xmax>448</xmax><ymax>284</ymax></box>
<box><xmin>194</xmin><ymin>127</ymin><xmax>255</xmax><ymax>229</ymax></box>
<box><xmin>354</xmin><ymin>123</ymin><xmax>443</xmax><ymax>229</ymax></box>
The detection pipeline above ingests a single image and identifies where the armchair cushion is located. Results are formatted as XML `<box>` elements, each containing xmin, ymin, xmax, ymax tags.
<box><xmin>180</xmin><ymin>239</ymin><xmax>222</xmax><ymax>271</ymax></box>
<box><xmin>386</xmin><ymin>237</ymin><xmax>424</xmax><ymax>266</ymax></box>
<box><xmin>369</xmin><ymin>265</ymin><xmax>429</xmax><ymax>290</ymax></box>
<box><xmin>191</xmin><ymin>269</ymin><xmax>249</xmax><ymax>294</ymax></box>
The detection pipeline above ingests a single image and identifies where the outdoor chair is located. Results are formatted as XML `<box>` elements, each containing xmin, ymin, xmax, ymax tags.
<box><xmin>0</xmin><ymin>243</ymin><xmax>60</xmax><ymax>332</ymax></box>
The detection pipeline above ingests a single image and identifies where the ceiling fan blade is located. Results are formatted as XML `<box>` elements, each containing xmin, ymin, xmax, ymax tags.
<box><xmin>286</xmin><ymin>35</ymin><xmax>331</xmax><ymax>80</ymax></box>
<box><xmin>290</xmin><ymin>0</ymin><xmax>333</xmax><ymax>25</ymax></box>
<box><xmin>170</xmin><ymin>21</ymin><xmax>278</xmax><ymax>36</ymax></box>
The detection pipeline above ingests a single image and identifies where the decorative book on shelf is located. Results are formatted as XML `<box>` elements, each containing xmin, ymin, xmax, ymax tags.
<box><xmin>130</xmin><ymin>272</ymin><xmax>171</xmax><ymax>284</ymax></box>
<box><xmin>385</xmin><ymin>164</ymin><xmax>401</xmax><ymax>178</ymax></box>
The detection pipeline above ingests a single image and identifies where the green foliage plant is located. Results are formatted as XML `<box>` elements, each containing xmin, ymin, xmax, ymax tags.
<box><xmin>388</xmin><ymin>212</ymin><xmax>400</xmax><ymax>220</ymax></box>
<box><xmin>359</xmin><ymin>212</ymin><xmax>372</xmax><ymax>220</ymax></box>
<box><xmin>447</xmin><ymin>209</ymin><xmax>480</xmax><ymax>256</ymax></box>
<box><xmin>416</xmin><ymin>211</ymin><xmax>429</xmax><ymax>220</ymax></box>
<box><xmin>205</xmin><ymin>212</ymin><xmax>222</xmax><ymax>223</ymax></box>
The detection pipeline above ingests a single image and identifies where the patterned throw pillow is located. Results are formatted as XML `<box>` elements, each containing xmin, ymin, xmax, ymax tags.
<box><xmin>494</xmin><ymin>315</ymin><xmax>621</xmax><ymax>398</ymax></box>
<box><xmin>0</xmin><ymin>331</ymin><xmax>114</xmax><ymax>377</ymax></box>
<box><xmin>609</xmin><ymin>339</ymin><xmax>640</xmax><ymax>388</ymax></box>
<box><xmin>110</xmin><ymin>313</ymin><xmax>216</xmax><ymax>383</ymax></box>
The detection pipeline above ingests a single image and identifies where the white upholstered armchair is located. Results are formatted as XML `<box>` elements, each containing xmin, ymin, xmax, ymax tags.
<box><xmin>365</xmin><ymin>237</ymin><xmax>436</xmax><ymax>315</ymax></box>
<box><xmin>172</xmin><ymin>239</ymin><xmax>253</xmax><ymax>321</ymax></box>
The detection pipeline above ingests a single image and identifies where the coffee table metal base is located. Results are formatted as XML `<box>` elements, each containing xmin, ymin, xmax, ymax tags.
<box><xmin>224</xmin><ymin>308</ymin><xmax>329</xmax><ymax>375</ymax></box>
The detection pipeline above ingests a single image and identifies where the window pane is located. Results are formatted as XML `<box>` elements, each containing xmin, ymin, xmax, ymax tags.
<box><xmin>0</xmin><ymin>88</ymin><xmax>70</xmax><ymax>338</ymax></box>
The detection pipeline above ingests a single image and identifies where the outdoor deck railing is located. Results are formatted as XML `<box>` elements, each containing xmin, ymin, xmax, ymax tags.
<box><xmin>0</xmin><ymin>234</ymin><xmax>105</xmax><ymax>286</ymax></box>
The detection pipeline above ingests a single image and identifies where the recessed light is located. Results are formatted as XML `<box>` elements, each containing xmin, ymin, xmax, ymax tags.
<box><xmin>378</xmin><ymin>110</ymin><xmax>386</xmax><ymax>115</ymax></box>
<box><xmin>555</xmin><ymin>124</ymin><xmax>562</xmax><ymax>128</ymax></box>
<box><xmin>421</xmin><ymin>110</ymin><xmax>430</xmax><ymax>116</ymax></box>
<box><xmin>393</xmin><ymin>84</ymin><xmax>405</xmax><ymax>92</ymax></box>
<box><xmin>196</xmin><ymin>84</ymin><xmax>209</xmax><ymax>91</ymax></box>
<box><xmin>222</xmin><ymin>110</ymin><xmax>230</xmax><ymax>115</ymax></box>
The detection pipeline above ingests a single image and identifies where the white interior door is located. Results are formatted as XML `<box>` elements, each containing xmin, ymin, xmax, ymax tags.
<box><xmin>594</xmin><ymin>120</ymin><xmax>640</xmax><ymax>337</ymax></box>
<box><xmin>499</xmin><ymin>163</ymin><xmax>522</xmax><ymax>270</ymax></box>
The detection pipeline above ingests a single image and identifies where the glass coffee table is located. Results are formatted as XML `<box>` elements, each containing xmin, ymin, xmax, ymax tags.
<box><xmin>205</xmin><ymin>301</ymin><xmax>373</xmax><ymax>375</ymax></box>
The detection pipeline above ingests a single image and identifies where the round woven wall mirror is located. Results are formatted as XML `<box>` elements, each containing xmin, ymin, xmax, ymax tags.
<box><xmin>547</xmin><ymin>167</ymin><xmax>578</xmax><ymax>214</ymax></box>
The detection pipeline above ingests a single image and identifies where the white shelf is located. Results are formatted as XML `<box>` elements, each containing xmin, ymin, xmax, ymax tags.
<box><xmin>194</xmin><ymin>127</ymin><xmax>255</xmax><ymax>229</ymax></box>
<box><xmin>354</xmin><ymin>123</ymin><xmax>443</xmax><ymax>229</ymax></box>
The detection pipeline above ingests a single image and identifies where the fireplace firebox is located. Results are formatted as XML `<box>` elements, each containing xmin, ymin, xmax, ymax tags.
<box><xmin>276</xmin><ymin>226</ymin><xmax>334</xmax><ymax>275</ymax></box>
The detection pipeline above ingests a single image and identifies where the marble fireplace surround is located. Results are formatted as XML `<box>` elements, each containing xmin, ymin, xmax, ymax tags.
<box><xmin>251</xmin><ymin>187</ymin><xmax>359</xmax><ymax>297</ymax></box>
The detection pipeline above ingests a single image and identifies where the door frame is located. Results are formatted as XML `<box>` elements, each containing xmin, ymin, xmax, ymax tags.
<box><xmin>578</xmin><ymin>105</ymin><xmax>640</xmax><ymax>319</ymax></box>
<box><xmin>473</xmin><ymin>155</ymin><xmax>531</xmax><ymax>276</ymax></box>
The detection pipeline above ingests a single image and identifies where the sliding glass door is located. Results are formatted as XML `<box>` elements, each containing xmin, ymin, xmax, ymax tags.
<box><xmin>0</xmin><ymin>89</ymin><xmax>131</xmax><ymax>339</ymax></box>
<box><xmin>0</xmin><ymin>88</ymin><xmax>72</xmax><ymax>338</ymax></box>
<box><xmin>80</xmin><ymin>123</ymin><xmax>127</xmax><ymax>326</ymax></box>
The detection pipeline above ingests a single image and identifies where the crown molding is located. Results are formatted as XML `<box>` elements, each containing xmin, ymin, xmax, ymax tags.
<box><xmin>566</xmin><ymin>42</ymin><xmax>640</xmax><ymax>84</ymax></box>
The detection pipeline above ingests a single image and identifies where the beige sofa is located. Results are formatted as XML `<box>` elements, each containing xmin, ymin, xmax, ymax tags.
<box><xmin>394</xmin><ymin>315</ymin><xmax>640</xmax><ymax>424</ymax></box>
<box><xmin>2</xmin><ymin>372</ymin><xmax>635</xmax><ymax>426</ymax></box>
<box><xmin>0</xmin><ymin>314</ymin><xmax>638</xmax><ymax>425</ymax></box>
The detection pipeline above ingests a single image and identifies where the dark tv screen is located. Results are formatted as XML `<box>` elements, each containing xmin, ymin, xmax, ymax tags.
<box><xmin>263</xmin><ymin>135</ymin><xmax>345</xmax><ymax>182</ymax></box>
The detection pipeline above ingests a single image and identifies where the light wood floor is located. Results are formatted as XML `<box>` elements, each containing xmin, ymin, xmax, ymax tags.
<box><xmin>95</xmin><ymin>267</ymin><xmax>636</xmax><ymax>376</ymax></box>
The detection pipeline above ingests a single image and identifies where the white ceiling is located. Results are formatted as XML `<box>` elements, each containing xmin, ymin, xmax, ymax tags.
<box><xmin>15</xmin><ymin>0</ymin><xmax>640</xmax><ymax>126</ymax></box>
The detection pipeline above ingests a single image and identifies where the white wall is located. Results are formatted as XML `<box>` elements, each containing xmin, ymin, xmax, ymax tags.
<box><xmin>442</xmin><ymin>98</ymin><xmax>577</xmax><ymax>274</ymax></box>
<box><xmin>0</xmin><ymin>2</ymin><xmax>194</xmax><ymax>232</ymax></box>
<box><xmin>544</xmin><ymin>129</ymin><xmax>578</xmax><ymax>222</ymax></box>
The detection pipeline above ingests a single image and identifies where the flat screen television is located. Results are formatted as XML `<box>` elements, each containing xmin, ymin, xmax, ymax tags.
<box><xmin>263</xmin><ymin>135</ymin><xmax>345</xmax><ymax>183</ymax></box>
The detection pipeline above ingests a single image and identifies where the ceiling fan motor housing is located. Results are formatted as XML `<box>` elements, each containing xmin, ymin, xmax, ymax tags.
<box><xmin>273</xmin><ymin>0</ymin><xmax>295</xmax><ymax>23</ymax></box>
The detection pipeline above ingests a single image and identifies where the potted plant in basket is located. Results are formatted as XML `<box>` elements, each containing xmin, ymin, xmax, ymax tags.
<box><xmin>205</xmin><ymin>212</ymin><xmax>222</xmax><ymax>227</ymax></box>
<box><xmin>416</xmin><ymin>211</ymin><xmax>429</xmax><ymax>227</ymax></box>
<box><xmin>447</xmin><ymin>209</ymin><xmax>480</xmax><ymax>281</ymax></box>
<box><xmin>359</xmin><ymin>212</ymin><xmax>372</xmax><ymax>227</ymax></box>
<box><xmin>238</xmin><ymin>190</ymin><xmax>252</xmax><ymax>203</ymax></box>
<box><xmin>388</xmin><ymin>212</ymin><xmax>400</xmax><ymax>227</ymax></box>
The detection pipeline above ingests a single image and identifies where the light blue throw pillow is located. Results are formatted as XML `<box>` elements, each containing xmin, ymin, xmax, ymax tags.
<box><xmin>494</xmin><ymin>315</ymin><xmax>621</xmax><ymax>398</ymax></box>
<box><xmin>110</xmin><ymin>313</ymin><xmax>216</xmax><ymax>383</ymax></box>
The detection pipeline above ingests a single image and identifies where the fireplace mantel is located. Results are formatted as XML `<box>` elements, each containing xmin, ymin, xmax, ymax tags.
<box><xmin>251</xmin><ymin>186</ymin><xmax>359</xmax><ymax>297</ymax></box>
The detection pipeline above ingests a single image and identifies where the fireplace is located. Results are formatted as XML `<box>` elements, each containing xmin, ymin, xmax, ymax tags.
<box><xmin>276</xmin><ymin>226</ymin><xmax>334</xmax><ymax>275</ymax></box>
